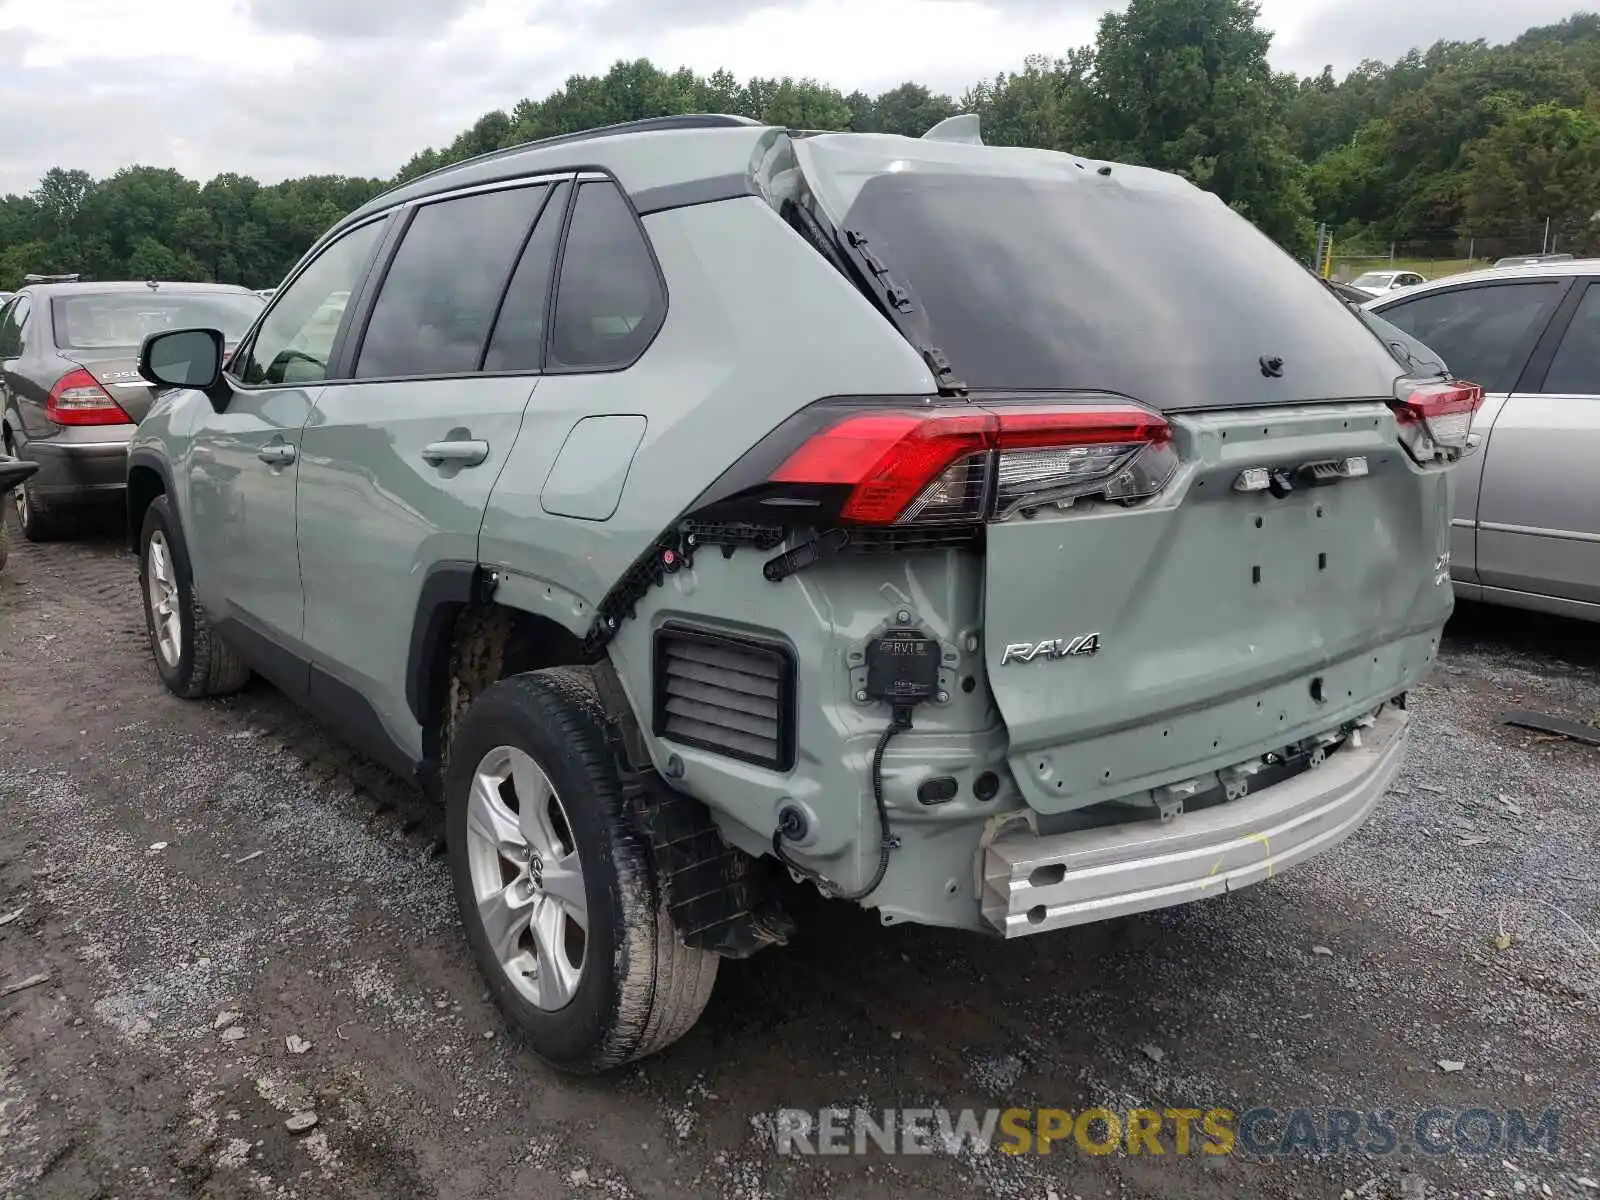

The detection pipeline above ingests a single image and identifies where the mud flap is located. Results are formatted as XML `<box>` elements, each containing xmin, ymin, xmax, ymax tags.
<box><xmin>592</xmin><ymin>661</ymin><xmax>795</xmax><ymax>958</ymax></box>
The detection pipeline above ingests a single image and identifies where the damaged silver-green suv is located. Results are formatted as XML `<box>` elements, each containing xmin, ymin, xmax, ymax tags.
<box><xmin>127</xmin><ymin>113</ymin><xmax>1481</xmax><ymax>1072</ymax></box>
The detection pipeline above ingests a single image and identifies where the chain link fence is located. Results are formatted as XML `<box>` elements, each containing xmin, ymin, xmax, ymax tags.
<box><xmin>1315</xmin><ymin>215</ymin><xmax>1600</xmax><ymax>284</ymax></box>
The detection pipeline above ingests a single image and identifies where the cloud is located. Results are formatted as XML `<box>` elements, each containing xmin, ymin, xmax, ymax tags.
<box><xmin>1261</xmin><ymin>0</ymin><xmax>1582</xmax><ymax>76</ymax></box>
<box><xmin>245</xmin><ymin>0</ymin><xmax>479</xmax><ymax>39</ymax></box>
<box><xmin>0</xmin><ymin>0</ymin><xmax>1581</xmax><ymax>197</ymax></box>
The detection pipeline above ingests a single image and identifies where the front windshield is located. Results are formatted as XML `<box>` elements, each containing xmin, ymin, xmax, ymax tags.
<box><xmin>52</xmin><ymin>292</ymin><xmax>264</xmax><ymax>350</ymax></box>
<box><xmin>1351</xmin><ymin>273</ymin><xmax>1394</xmax><ymax>288</ymax></box>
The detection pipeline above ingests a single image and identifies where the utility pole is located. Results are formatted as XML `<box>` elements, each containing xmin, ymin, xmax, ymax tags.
<box><xmin>1542</xmin><ymin>217</ymin><xmax>1551</xmax><ymax>254</ymax></box>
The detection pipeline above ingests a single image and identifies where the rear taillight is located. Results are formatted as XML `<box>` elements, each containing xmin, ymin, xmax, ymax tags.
<box><xmin>767</xmin><ymin>400</ymin><xmax>1176</xmax><ymax>526</ymax></box>
<box><xmin>1389</xmin><ymin>379</ymin><xmax>1483</xmax><ymax>465</ymax></box>
<box><xmin>45</xmin><ymin>369</ymin><xmax>132</xmax><ymax>427</ymax></box>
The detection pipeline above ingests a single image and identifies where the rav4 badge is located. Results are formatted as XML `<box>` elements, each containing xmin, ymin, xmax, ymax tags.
<box><xmin>1000</xmin><ymin>634</ymin><xmax>1102</xmax><ymax>665</ymax></box>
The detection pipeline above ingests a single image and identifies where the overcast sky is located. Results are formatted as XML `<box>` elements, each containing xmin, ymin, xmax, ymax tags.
<box><xmin>0</xmin><ymin>0</ymin><xmax>1584</xmax><ymax>196</ymax></box>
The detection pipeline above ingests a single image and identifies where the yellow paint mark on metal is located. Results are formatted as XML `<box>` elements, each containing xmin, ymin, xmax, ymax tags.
<box><xmin>1245</xmin><ymin>832</ymin><xmax>1274</xmax><ymax>878</ymax></box>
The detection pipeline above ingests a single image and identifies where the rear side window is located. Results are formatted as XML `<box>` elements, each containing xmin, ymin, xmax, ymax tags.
<box><xmin>830</xmin><ymin>172</ymin><xmax>1402</xmax><ymax>410</ymax></box>
<box><xmin>483</xmin><ymin>182</ymin><xmax>570</xmax><ymax>373</ymax></box>
<box><xmin>1540</xmin><ymin>283</ymin><xmax>1600</xmax><ymax>395</ymax></box>
<box><xmin>356</xmin><ymin>185</ymin><xmax>549</xmax><ymax>379</ymax></box>
<box><xmin>1377</xmin><ymin>282</ymin><xmax>1563</xmax><ymax>393</ymax></box>
<box><xmin>548</xmin><ymin>181</ymin><xmax>665</xmax><ymax>371</ymax></box>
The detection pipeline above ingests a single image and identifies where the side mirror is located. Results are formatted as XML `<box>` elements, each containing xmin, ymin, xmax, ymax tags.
<box><xmin>139</xmin><ymin>328</ymin><xmax>227</xmax><ymax>405</ymax></box>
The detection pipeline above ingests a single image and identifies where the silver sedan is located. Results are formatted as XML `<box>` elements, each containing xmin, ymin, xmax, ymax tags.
<box><xmin>1366</xmin><ymin>260</ymin><xmax>1600</xmax><ymax>621</ymax></box>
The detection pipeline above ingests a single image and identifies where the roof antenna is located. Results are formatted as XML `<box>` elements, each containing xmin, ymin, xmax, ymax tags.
<box><xmin>921</xmin><ymin>114</ymin><xmax>982</xmax><ymax>145</ymax></box>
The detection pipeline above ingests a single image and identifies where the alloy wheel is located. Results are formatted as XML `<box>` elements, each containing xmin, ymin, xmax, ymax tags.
<box><xmin>464</xmin><ymin>745</ymin><xmax>588</xmax><ymax>1010</ymax></box>
<box><xmin>145</xmin><ymin>531</ymin><xmax>183</xmax><ymax>667</ymax></box>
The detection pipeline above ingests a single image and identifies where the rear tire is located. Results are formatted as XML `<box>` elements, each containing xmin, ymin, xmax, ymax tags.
<box><xmin>3</xmin><ymin>436</ymin><xmax>65</xmax><ymax>543</ymax></box>
<box><xmin>15</xmin><ymin>478</ymin><xmax>67</xmax><ymax>542</ymax></box>
<box><xmin>139</xmin><ymin>495</ymin><xmax>252</xmax><ymax>699</ymax></box>
<box><xmin>445</xmin><ymin>668</ymin><xmax>718</xmax><ymax>1073</ymax></box>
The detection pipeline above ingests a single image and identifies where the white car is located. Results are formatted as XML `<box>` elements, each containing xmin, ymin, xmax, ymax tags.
<box><xmin>1350</xmin><ymin>270</ymin><xmax>1427</xmax><ymax>297</ymax></box>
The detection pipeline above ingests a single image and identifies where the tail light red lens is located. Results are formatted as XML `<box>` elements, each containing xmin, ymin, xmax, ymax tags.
<box><xmin>45</xmin><ymin>368</ymin><xmax>133</xmax><ymax>427</ymax></box>
<box><xmin>770</xmin><ymin>401</ymin><xmax>1176</xmax><ymax>526</ymax></box>
<box><xmin>1389</xmin><ymin>379</ymin><xmax>1484</xmax><ymax>465</ymax></box>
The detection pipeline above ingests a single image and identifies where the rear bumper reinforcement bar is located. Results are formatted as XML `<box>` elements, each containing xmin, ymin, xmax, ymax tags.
<box><xmin>981</xmin><ymin>706</ymin><xmax>1407</xmax><ymax>936</ymax></box>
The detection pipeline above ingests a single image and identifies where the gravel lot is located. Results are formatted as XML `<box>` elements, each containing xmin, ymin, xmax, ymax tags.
<box><xmin>1</xmin><ymin>514</ymin><xmax>1597</xmax><ymax>1200</ymax></box>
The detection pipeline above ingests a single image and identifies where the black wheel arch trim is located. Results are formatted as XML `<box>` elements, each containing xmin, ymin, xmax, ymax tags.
<box><xmin>125</xmin><ymin>448</ymin><xmax>176</xmax><ymax>552</ymax></box>
<box><xmin>405</xmin><ymin>560</ymin><xmax>485</xmax><ymax>730</ymax></box>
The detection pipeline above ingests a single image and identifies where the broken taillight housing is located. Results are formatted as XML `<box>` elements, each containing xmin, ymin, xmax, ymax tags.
<box><xmin>1389</xmin><ymin>379</ymin><xmax>1484</xmax><ymax>466</ymax></box>
<box><xmin>710</xmin><ymin>397</ymin><xmax>1178</xmax><ymax>528</ymax></box>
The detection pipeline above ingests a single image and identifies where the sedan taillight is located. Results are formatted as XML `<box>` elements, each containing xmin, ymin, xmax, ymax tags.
<box><xmin>45</xmin><ymin>368</ymin><xmax>133</xmax><ymax>427</ymax></box>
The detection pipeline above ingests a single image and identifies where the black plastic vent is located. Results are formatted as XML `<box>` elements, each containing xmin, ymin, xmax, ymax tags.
<box><xmin>653</xmin><ymin>625</ymin><xmax>796</xmax><ymax>771</ymax></box>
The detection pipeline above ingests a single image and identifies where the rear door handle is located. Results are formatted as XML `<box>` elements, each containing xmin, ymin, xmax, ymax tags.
<box><xmin>421</xmin><ymin>440</ymin><xmax>489</xmax><ymax>468</ymax></box>
<box><xmin>258</xmin><ymin>443</ymin><xmax>296</xmax><ymax>466</ymax></box>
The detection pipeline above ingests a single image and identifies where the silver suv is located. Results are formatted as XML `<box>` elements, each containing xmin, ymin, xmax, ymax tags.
<box><xmin>128</xmin><ymin>113</ymin><xmax>1479</xmax><ymax>1072</ymax></box>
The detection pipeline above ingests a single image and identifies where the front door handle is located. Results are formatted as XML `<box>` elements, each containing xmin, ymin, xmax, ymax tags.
<box><xmin>421</xmin><ymin>440</ymin><xmax>489</xmax><ymax>468</ymax></box>
<box><xmin>258</xmin><ymin>442</ymin><xmax>296</xmax><ymax>466</ymax></box>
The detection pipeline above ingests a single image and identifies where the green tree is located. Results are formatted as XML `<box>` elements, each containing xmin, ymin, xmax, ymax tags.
<box><xmin>1088</xmin><ymin>0</ymin><xmax>1314</xmax><ymax>251</ymax></box>
<box><xmin>859</xmin><ymin>83</ymin><xmax>958</xmax><ymax>137</ymax></box>
<box><xmin>125</xmin><ymin>234</ymin><xmax>208</xmax><ymax>282</ymax></box>
<box><xmin>4</xmin><ymin>12</ymin><xmax>1597</xmax><ymax>288</ymax></box>
<box><xmin>1462</xmin><ymin>102</ymin><xmax>1600</xmax><ymax>250</ymax></box>
<box><xmin>32</xmin><ymin>168</ymin><xmax>95</xmax><ymax>235</ymax></box>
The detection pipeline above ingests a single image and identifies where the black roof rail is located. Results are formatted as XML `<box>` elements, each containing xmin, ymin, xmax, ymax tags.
<box><xmin>401</xmin><ymin>113</ymin><xmax>763</xmax><ymax>189</ymax></box>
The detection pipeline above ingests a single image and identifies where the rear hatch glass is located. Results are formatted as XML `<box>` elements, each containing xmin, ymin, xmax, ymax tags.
<box><xmin>798</xmin><ymin>156</ymin><xmax>1402</xmax><ymax>411</ymax></box>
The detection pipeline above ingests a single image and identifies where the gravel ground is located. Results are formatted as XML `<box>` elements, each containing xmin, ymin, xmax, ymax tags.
<box><xmin>0</xmin><ymin>514</ymin><xmax>1597</xmax><ymax>1200</ymax></box>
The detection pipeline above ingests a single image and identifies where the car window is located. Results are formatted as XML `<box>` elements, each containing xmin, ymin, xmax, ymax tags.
<box><xmin>1541</xmin><ymin>283</ymin><xmax>1600</xmax><ymax>395</ymax></box>
<box><xmin>814</xmin><ymin>170</ymin><xmax>1401</xmax><ymax>409</ymax></box>
<box><xmin>1375</xmin><ymin>282</ymin><xmax>1564</xmax><ymax>393</ymax></box>
<box><xmin>51</xmin><ymin>292</ymin><xmax>262</xmax><ymax>350</ymax></box>
<box><xmin>482</xmin><ymin>182</ymin><xmax>570</xmax><ymax>373</ymax></box>
<box><xmin>355</xmin><ymin>184</ymin><xmax>549</xmax><ymax>379</ymax></box>
<box><xmin>0</xmin><ymin>298</ymin><xmax>17</xmax><ymax>357</ymax></box>
<box><xmin>0</xmin><ymin>296</ymin><xmax>30</xmax><ymax>357</ymax></box>
<box><xmin>235</xmin><ymin>220</ymin><xmax>386</xmax><ymax>387</ymax></box>
<box><xmin>547</xmin><ymin>180</ymin><xmax>665</xmax><ymax>372</ymax></box>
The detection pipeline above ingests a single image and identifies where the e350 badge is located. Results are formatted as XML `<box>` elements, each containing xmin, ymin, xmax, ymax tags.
<box><xmin>999</xmin><ymin>634</ymin><xmax>1102</xmax><ymax>666</ymax></box>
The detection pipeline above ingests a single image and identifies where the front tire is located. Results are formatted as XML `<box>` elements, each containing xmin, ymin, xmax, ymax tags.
<box><xmin>446</xmin><ymin>668</ymin><xmax>718</xmax><ymax>1073</ymax></box>
<box><xmin>138</xmin><ymin>495</ymin><xmax>252</xmax><ymax>699</ymax></box>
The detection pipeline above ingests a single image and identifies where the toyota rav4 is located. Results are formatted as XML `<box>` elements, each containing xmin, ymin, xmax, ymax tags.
<box><xmin>126</xmin><ymin>113</ymin><xmax>1480</xmax><ymax>1073</ymax></box>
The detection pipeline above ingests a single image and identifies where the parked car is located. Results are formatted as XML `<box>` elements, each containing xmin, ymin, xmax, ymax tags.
<box><xmin>0</xmin><ymin>454</ymin><xmax>39</xmax><ymax>573</ymax></box>
<box><xmin>0</xmin><ymin>281</ymin><xmax>264</xmax><ymax>540</ymax></box>
<box><xmin>1366</xmin><ymin>260</ymin><xmax>1600</xmax><ymax>621</ymax></box>
<box><xmin>128</xmin><ymin>112</ymin><xmax>1479</xmax><ymax>1073</ymax></box>
<box><xmin>1493</xmin><ymin>253</ymin><xmax>1573</xmax><ymax>268</ymax></box>
<box><xmin>1349</xmin><ymin>269</ymin><xmax>1427</xmax><ymax>296</ymax></box>
<box><xmin>1323</xmin><ymin>279</ymin><xmax>1450</xmax><ymax>375</ymax></box>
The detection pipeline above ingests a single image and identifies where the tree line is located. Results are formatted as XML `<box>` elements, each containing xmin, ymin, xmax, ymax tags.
<box><xmin>3</xmin><ymin>0</ymin><xmax>1598</xmax><ymax>292</ymax></box>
